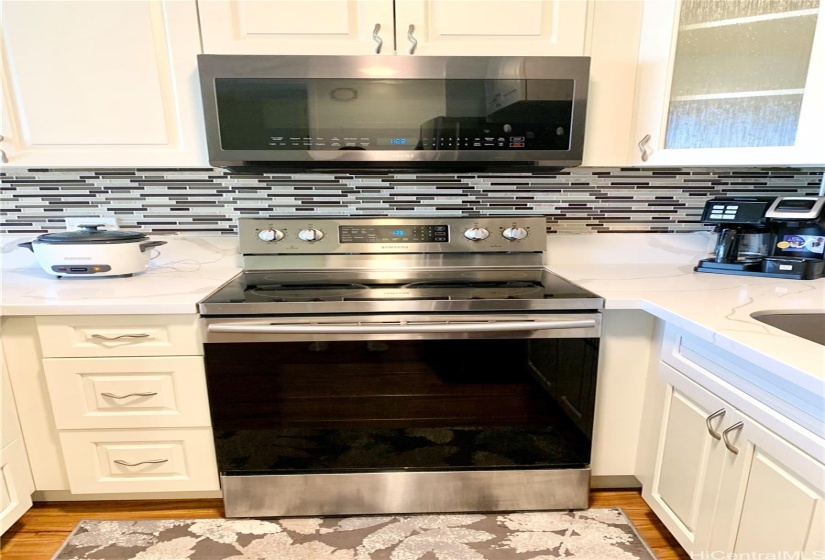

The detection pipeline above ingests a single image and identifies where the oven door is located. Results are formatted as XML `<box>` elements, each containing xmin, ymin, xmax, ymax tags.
<box><xmin>201</xmin><ymin>312</ymin><xmax>601</xmax><ymax>516</ymax></box>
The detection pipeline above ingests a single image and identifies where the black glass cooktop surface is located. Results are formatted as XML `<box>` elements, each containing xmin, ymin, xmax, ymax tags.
<box><xmin>199</xmin><ymin>269</ymin><xmax>602</xmax><ymax>314</ymax></box>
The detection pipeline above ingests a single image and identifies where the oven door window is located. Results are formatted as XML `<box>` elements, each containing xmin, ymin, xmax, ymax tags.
<box><xmin>204</xmin><ymin>338</ymin><xmax>597</xmax><ymax>476</ymax></box>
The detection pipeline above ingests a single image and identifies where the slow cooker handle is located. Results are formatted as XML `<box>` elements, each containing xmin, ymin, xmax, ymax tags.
<box><xmin>139</xmin><ymin>240</ymin><xmax>167</xmax><ymax>252</ymax></box>
<box><xmin>17</xmin><ymin>241</ymin><xmax>33</xmax><ymax>252</ymax></box>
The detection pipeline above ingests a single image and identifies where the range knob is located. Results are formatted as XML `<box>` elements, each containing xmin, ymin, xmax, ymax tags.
<box><xmin>463</xmin><ymin>227</ymin><xmax>490</xmax><ymax>241</ymax></box>
<box><xmin>257</xmin><ymin>228</ymin><xmax>285</xmax><ymax>242</ymax></box>
<box><xmin>297</xmin><ymin>228</ymin><xmax>325</xmax><ymax>242</ymax></box>
<box><xmin>502</xmin><ymin>227</ymin><xmax>529</xmax><ymax>241</ymax></box>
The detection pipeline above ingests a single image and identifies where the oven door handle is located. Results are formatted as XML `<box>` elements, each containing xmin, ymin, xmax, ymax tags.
<box><xmin>207</xmin><ymin>319</ymin><xmax>597</xmax><ymax>335</ymax></box>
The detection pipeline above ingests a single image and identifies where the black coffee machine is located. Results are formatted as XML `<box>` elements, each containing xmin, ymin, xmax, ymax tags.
<box><xmin>695</xmin><ymin>195</ymin><xmax>825</xmax><ymax>280</ymax></box>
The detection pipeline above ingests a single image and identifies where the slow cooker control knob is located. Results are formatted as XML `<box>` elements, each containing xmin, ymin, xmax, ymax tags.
<box><xmin>463</xmin><ymin>227</ymin><xmax>490</xmax><ymax>241</ymax></box>
<box><xmin>502</xmin><ymin>227</ymin><xmax>528</xmax><ymax>241</ymax></box>
<box><xmin>257</xmin><ymin>228</ymin><xmax>285</xmax><ymax>242</ymax></box>
<box><xmin>298</xmin><ymin>228</ymin><xmax>325</xmax><ymax>242</ymax></box>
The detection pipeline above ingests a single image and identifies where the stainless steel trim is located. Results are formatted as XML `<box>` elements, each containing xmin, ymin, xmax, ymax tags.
<box><xmin>208</xmin><ymin>319</ymin><xmax>596</xmax><ymax>335</ymax></box>
<box><xmin>221</xmin><ymin>468</ymin><xmax>590</xmax><ymax>517</ymax></box>
<box><xmin>101</xmin><ymin>391</ymin><xmax>159</xmax><ymax>399</ymax></box>
<box><xmin>113</xmin><ymin>459</ymin><xmax>169</xmax><ymax>467</ymax></box>
<box><xmin>91</xmin><ymin>333</ymin><xmax>150</xmax><ymax>341</ymax></box>
<box><xmin>372</xmin><ymin>23</ymin><xmax>383</xmax><ymax>54</ymax></box>
<box><xmin>202</xmin><ymin>313</ymin><xmax>601</xmax><ymax>342</ymax></box>
<box><xmin>705</xmin><ymin>408</ymin><xmax>725</xmax><ymax>440</ymax></box>
<box><xmin>722</xmin><ymin>421</ymin><xmax>744</xmax><ymax>454</ymax></box>
<box><xmin>765</xmin><ymin>196</ymin><xmax>825</xmax><ymax>221</ymax></box>
<box><xmin>407</xmin><ymin>24</ymin><xmax>418</xmax><ymax>54</ymax></box>
<box><xmin>200</xmin><ymin>298</ymin><xmax>604</xmax><ymax>315</ymax></box>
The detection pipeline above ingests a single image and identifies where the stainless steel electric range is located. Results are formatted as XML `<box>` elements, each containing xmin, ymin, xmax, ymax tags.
<box><xmin>199</xmin><ymin>216</ymin><xmax>604</xmax><ymax>518</ymax></box>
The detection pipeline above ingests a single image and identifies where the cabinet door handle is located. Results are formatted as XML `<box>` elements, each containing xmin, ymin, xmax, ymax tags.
<box><xmin>91</xmin><ymin>333</ymin><xmax>150</xmax><ymax>341</ymax></box>
<box><xmin>101</xmin><ymin>391</ymin><xmax>158</xmax><ymax>399</ymax></box>
<box><xmin>113</xmin><ymin>459</ymin><xmax>168</xmax><ymax>467</ymax></box>
<box><xmin>638</xmin><ymin>134</ymin><xmax>652</xmax><ymax>162</ymax></box>
<box><xmin>407</xmin><ymin>24</ymin><xmax>418</xmax><ymax>55</ymax></box>
<box><xmin>705</xmin><ymin>408</ymin><xmax>726</xmax><ymax>440</ymax></box>
<box><xmin>722</xmin><ymin>421</ymin><xmax>744</xmax><ymax>454</ymax></box>
<box><xmin>372</xmin><ymin>23</ymin><xmax>383</xmax><ymax>54</ymax></box>
<box><xmin>0</xmin><ymin>135</ymin><xmax>8</xmax><ymax>164</ymax></box>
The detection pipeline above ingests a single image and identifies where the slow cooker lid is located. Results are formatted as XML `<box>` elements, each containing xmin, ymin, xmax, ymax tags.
<box><xmin>36</xmin><ymin>224</ymin><xmax>148</xmax><ymax>244</ymax></box>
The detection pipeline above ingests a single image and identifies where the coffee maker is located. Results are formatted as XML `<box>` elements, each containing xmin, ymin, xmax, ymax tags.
<box><xmin>695</xmin><ymin>195</ymin><xmax>825</xmax><ymax>280</ymax></box>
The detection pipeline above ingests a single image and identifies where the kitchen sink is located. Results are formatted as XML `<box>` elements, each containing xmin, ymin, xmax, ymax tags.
<box><xmin>750</xmin><ymin>312</ymin><xmax>825</xmax><ymax>346</ymax></box>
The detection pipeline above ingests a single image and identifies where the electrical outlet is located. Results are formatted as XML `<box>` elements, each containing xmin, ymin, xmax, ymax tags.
<box><xmin>64</xmin><ymin>217</ymin><xmax>120</xmax><ymax>231</ymax></box>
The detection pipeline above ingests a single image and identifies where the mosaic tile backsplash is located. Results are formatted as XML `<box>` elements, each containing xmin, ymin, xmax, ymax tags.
<box><xmin>1</xmin><ymin>166</ymin><xmax>822</xmax><ymax>235</ymax></box>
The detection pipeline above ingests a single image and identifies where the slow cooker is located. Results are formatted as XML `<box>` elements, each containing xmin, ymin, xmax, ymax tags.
<box><xmin>18</xmin><ymin>224</ymin><xmax>167</xmax><ymax>278</ymax></box>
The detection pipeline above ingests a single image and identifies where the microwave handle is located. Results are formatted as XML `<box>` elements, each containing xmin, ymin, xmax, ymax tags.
<box><xmin>208</xmin><ymin>319</ymin><xmax>596</xmax><ymax>335</ymax></box>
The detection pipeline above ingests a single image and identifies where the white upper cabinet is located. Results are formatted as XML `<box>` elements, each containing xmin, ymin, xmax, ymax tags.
<box><xmin>393</xmin><ymin>0</ymin><xmax>588</xmax><ymax>56</ymax></box>
<box><xmin>198</xmin><ymin>0</ymin><xmax>589</xmax><ymax>56</ymax></box>
<box><xmin>198</xmin><ymin>0</ymin><xmax>396</xmax><ymax>55</ymax></box>
<box><xmin>0</xmin><ymin>0</ymin><xmax>207</xmax><ymax>167</ymax></box>
<box><xmin>631</xmin><ymin>0</ymin><xmax>825</xmax><ymax>166</ymax></box>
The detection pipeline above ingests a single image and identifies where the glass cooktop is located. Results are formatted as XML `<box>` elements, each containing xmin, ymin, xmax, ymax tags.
<box><xmin>198</xmin><ymin>269</ymin><xmax>603</xmax><ymax>315</ymax></box>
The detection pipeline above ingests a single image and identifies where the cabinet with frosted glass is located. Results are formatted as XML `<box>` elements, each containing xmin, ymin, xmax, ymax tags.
<box><xmin>630</xmin><ymin>0</ymin><xmax>825</xmax><ymax>166</ymax></box>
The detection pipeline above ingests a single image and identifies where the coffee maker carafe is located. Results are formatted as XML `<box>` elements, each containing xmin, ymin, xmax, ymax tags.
<box><xmin>694</xmin><ymin>196</ymin><xmax>775</xmax><ymax>274</ymax></box>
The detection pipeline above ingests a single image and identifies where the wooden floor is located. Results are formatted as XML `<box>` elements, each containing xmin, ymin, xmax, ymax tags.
<box><xmin>1</xmin><ymin>490</ymin><xmax>689</xmax><ymax>559</ymax></box>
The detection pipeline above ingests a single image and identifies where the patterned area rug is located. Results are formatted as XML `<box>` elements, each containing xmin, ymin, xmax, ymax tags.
<box><xmin>52</xmin><ymin>508</ymin><xmax>657</xmax><ymax>560</ymax></box>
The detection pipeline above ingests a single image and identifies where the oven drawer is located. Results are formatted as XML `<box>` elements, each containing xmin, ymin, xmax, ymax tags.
<box><xmin>43</xmin><ymin>356</ymin><xmax>211</xmax><ymax>430</ymax></box>
<box><xmin>36</xmin><ymin>315</ymin><xmax>202</xmax><ymax>358</ymax></box>
<box><xmin>58</xmin><ymin>428</ymin><xmax>219</xmax><ymax>494</ymax></box>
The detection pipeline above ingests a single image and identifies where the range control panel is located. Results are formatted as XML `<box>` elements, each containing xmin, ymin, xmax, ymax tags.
<box><xmin>238</xmin><ymin>217</ymin><xmax>547</xmax><ymax>255</ymax></box>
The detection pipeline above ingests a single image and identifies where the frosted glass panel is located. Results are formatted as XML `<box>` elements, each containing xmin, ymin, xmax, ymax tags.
<box><xmin>679</xmin><ymin>0</ymin><xmax>818</xmax><ymax>25</ymax></box>
<box><xmin>671</xmin><ymin>18</ymin><xmax>816</xmax><ymax>96</ymax></box>
<box><xmin>665</xmin><ymin>0</ymin><xmax>819</xmax><ymax>150</ymax></box>
<box><xmin>666</xmin><ymin>95</ymin><xmax>803</xmax><ymax>149</ymax></box>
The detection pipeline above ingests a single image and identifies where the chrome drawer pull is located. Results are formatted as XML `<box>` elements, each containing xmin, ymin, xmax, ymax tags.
<box><xmin>91</xmin><ymin>333</ymin><xmax>150</xmax><ymax>341</ymax></box>
<box><xmin>101</xmin><ymin>391</ymin><xmax>158</xmax><ymax>399</ymax></box>
<box><xmin>114</xmin><ymin>459</ymin><xmax>168</xmax><ymax>467</ymax></box>
<box><xmin>705</xmin><ymin>408</ymin><xmax>725</xmax><ymax>440</ymax></box>
<box><xmin>722</xmin><ymin>422</ymin><xmax>744</xmax><ymax>454</ymax></box>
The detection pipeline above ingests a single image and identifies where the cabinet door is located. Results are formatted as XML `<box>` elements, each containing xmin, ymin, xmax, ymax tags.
<box><xmin>394</xmin><ymin>0</ymin><xmax>588</xmax><ymax>56</ymax></box>
<box><xmin>642</xmin><ymin>363</ymin><xmax>729</xmax><ymax>553</ymax></box>
<box><xmin>0</xmin><ymin>343</ymin><xmax>34</xmax><ymax>535</ymax></box>
<box><xmin>631</xmin><ymin>0</ymin><xmax>825</xmax><ymax>165</ymax></box>
<box><xmin>708</xmin><ymin>410</ymin><xmax>825</xmax><ymax>555</ymax></box>
<box><xmin>0</xmin><ymin>0</ymin><xmax>206</xmax><ymax>167</ymax></box>
<box><xmin>198</xmin><ymin>0</ymin><xmax>395</xmax><ymax>55</ymax></box>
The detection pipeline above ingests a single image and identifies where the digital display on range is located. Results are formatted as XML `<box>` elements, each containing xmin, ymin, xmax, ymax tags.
<box><xmin>340</xmin><ymin>225</ymin><xmax>449</xmax><ymax>243</ymax></box>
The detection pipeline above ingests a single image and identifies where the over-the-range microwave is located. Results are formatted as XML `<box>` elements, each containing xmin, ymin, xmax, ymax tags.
<box><xmin>197</xmin><ymin>55</ymin><xmax>590</xmax><ymax>173</ymax></box>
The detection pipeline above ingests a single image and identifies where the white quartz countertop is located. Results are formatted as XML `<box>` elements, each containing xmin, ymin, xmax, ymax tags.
<box><xmin>546</xmin><ymin>233</ymin><xmax>825</xmax><ymax>400</ymax></box>
<box><xmin>0</xmin><ymin>235</ymin><xmax>242</xmax><ymax>316</ymax></box>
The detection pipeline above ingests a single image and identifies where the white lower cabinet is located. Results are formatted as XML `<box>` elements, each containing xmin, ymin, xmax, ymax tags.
<box><xmin>59</xmin><ymin>428</ymin><xmax>218</xmax><ymax>494</ymax></box>
<box><xmin>36</xmin><ymin>314</ymin><xmax>219</xmax><ymax>496</ymax></box>
<box><xmin>1</xmin><ymin>342</ymin><xmax>34</xmax><ymax>534</ymax></box>
<box><xmin>645</xmin><ymin>361</ymin><xmax>825</xmax><ymax>556</ymax></box>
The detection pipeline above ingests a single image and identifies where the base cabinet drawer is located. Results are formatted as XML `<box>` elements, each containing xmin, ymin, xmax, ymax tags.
<box><xmin>36</xmin><ymin>315</ymin><xmax>202</xmax><ymax>358</ymax></box>
<box><xmin>59</xmin><ymin>428</ymin><xmax>219</xmax><ymax>494</ymax></box>
<box><xmin>44</xmin><ymin>356</ymin><xmax>211</xmax><ymax>429</ymax></box>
